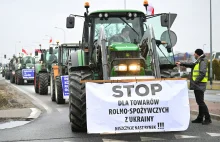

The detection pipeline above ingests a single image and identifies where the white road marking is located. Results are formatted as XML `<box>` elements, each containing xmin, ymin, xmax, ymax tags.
<box><xmin>6</xmin><ymin>81</ymin><xmax>52</xmax><ymax>114</ymax></box>
<box><xmin>140</xmin><ymin>136</ymin><xmax>165</xmax><ymax>141</ymax></box>
<box><xmin>28</xmin><ymin>108</ymin><xmax>41</xmax><ymax>118</ymax></box>
<box><xmin>102</xmin><ymin>139</ymin><xmax>128</xmax><ymax>142</ymax></box>
<box><xmin>206</xmin><ymin>132</ymin><xmax>220</xmax><ymax>137</ymax></box>
<box><xmin>175</xmin><ymin>135</ymin><xmax>200</xmax><ymax>139</ymax></box>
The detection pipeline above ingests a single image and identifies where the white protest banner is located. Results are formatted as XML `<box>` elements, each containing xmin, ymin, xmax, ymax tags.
<box><xmin>86</xmin><ymin>80</ymin><xmax>190</xmax><ymax>134</ymax></box>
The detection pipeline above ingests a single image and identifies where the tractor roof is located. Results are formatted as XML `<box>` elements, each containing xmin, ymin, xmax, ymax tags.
<box><xmin>61</xmin><ymin>43</ymin><xmax>80</xmax><ymax>47</ymax></box>
<box><xmin>90</xmin><ymin>9</ymin><xmax>145</xmax><ymax>15</ymax></box>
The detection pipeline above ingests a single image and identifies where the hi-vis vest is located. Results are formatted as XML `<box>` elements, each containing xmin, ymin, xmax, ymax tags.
<box><xmin>192</xmin><ymin>61</ymin><xmax>208</xmax><ymax>82</ymax></box>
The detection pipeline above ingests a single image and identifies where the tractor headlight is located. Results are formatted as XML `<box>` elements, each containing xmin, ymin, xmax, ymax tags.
<box><xmin>104</xmin><ymin>13</ymin><xmax>108</xmax><ymax>18</ymax></box>
<box><xmin>129</xmin><ymin>64</ymin><xmax>140</xmax><ymax>71</ymax></box>
<box><xmin>127</xmin><ymin>12</ymin><xmax>132</xmax><ymax>17</ymax></box>
<box><xmin>133</xmin><ymin>13</ymin><xmax>137</xmax><ymax>17</ymax></box>
<box><xmin>114</xmin><ymin>64</ymin><xmax>127</xmax><ymax>71</ymax></box>
<box><xmin>99</xmin><ymin>13</ymin><xmax>103</xmax><ymax>18</ymax></box>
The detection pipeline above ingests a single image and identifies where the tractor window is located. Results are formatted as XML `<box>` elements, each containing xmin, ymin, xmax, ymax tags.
<box><xmin>46</xmin><ymin>49</ymin><xmax>58</xmax><ymax>63</ymax></box>
<box><xmin>145</xmin><ymin>16</ymin><xmax>175</xmax><ymax>65</ymax></box>
<box><xmin>93</xmin><ymin>17</ymin><xmax>142</xmax><ymax>45</ymax></box>
<box><xmin>22</xmin><ymin>56</ymin><xmax>34</xmax><ymax>64</ymax></box>
<box><xmin>62</xmin><ymin>48</ymin><xmax>69</xmax><ymax>65</ymax></box>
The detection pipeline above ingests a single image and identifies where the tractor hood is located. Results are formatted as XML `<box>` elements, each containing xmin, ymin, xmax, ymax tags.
<box><xmin>109</xmin><ymin>43</ymin><xmax>139</xmax><ymax>51</ymax></box>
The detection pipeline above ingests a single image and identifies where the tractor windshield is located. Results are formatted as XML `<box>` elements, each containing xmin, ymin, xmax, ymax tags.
<box><xmin>22</xmin><ymin>56</ymin><xmax>35</xmax><ymax>64</ymax></box>
<box><xmin>46</xmin><ymin>49</ymin><xmax>58</xmax><ymax>63</ymax></box>
<box><xmin>93</xmin><ymin>17</ymin><xmax>143</xmax><ymax>45</ymax></box>
<box><xmin>145</xmin><ymin>16</ymin><xmax>175</xmax><ymax>65</ymax></box>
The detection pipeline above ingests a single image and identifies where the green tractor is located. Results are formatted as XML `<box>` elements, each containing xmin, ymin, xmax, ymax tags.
<box><xmin>14</xmin><ymin>55</ymin><xmax>35</xmax><ymax>85</ymax></box>
<box><xmin>66</xmin><ymin>2</ymin><xmax>179</xmax><ymax>132</ymax></box>
<box><xmin>4</xmin><ymin>63</ymin><xmax>10</xmax><ymax>80</ymax></box>
<box><xmin>34</xmin><ymin>47</ymin><xmax>58</xmax><ymax>95</ymax></box>
<box><xmin>9</xmin><ymin>55</ymin><xmax>17</xmax><ymax>83</ymax></box>
<box><xmin>50</xmin><ymin>43</ymin><xmax>80</xmax><ymax>104</ymax></box>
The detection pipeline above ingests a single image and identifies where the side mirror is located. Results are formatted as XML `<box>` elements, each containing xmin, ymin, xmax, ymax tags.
<box><xmin>35</xmin><ymin>51</ymin><xmax>38</xmax><ymax>56</ymax></box>
<box><xmin>160</xmin><ymin>30</ymin><xmax>177</xmax><ymax>48</ymax></box>
<box><xmin>66</xmin><ymin>16</ymin><xmax>75</xmax><ymax>28</ymax></box>
<box><xmin>4</xmin><ymin>55</ymin><xmax>6</xmax><ymax>59</ymax></box>
<box><xmin>161</xmin><ymin>13</ymin><xmax>177</xmax><ymax>28</ymax></box>
<box><xmin>49</xmin><ymin>47</ymin><xmax>53</xmax><ymax>54</ymax></box>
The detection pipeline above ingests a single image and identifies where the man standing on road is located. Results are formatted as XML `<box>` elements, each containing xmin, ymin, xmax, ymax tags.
<box><xmin>176</xmin><ymin>49</ymin><xmax>212</xmax><ymax>125</ymax></box>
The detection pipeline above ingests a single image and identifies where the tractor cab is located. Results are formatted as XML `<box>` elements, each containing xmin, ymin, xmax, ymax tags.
<box><xmin>50</xmin><ymin>43</ymin><xmax>80</xmax><ymax>75</ymax></box>
<box><xmin>66</xmin><ymin>0</ymin><xmax>178</xmax><ymax>79</ymax></box>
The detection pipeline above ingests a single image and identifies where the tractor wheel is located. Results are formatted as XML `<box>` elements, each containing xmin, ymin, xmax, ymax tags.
<box><xmin>50</xmin><ymin>73</ymin><xmax>56</xmax><ymax>102</ymax></box>
<box><xmin>69</xmin><ymin>70</ymin><xmax>92</xmax><ymax>132</ymax></box>
<box><xmin>39</xmin><ymin>73</ymin><xmax>48</xmax><ymax>95</ymax></box>
<box><xmin>10</xmin><ymin>72</ymin><xmax>15</xmax><ymax>83</ymax></box>
<box><xmin>34</xmin><ymin>74</ymin><xmax>39</xmax><ymax>93</ymax></box>
<box><xmin>4</xmin><ymin>72</ymin><xmax>7</xmax><ymax>79</ymax></box>
<box><xmin>55</xmin><ymin>77</ymin><xmax>65</xmax><ymax>104</ymax></box>
<box><xmin>6</xmin><ymin>72</ymin><xmax>10</xmax><ymax>80</ymax></box>
<box><xmin>16</xmin><ymin>70</ymin><xmax>24</xmax><ymax>85</ymax></box>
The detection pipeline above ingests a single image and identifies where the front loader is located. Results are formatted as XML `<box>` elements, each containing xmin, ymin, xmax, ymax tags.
<box><xmin>66</xmin><ymin>1</ymin><xmax>179</xmax><ymax>132</ymax></box>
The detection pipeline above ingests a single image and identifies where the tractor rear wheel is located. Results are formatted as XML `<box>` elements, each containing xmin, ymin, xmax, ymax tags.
<box><xmin>6</xmin><ymin>72</ymin><xmax>10</xmax><ymax>80</ymax></box>
<box><xmin>69</xmin><ymin>69</ymin><xmax>92</xmax><ymax>132</ymax></box>
<box><xmin>10</xmin><ymin>72</ymin><xmax>15</xmax><ymax>83</ymax></box>
<box><xmin>17</xmin><ymin>70</ymin><xmax>24</xmax><ymax>85</ymax></box>
<box><xmin>55</xmin><ymin>77</ymin><xmax>65</xmax><ymax>104</ymax></box>
<box><xmin>39</xmin><ymin>73</ymin><xmax>48</xmax><ymax>95</ymax></box>
<box><xmin>34</xmin><ymin>74</ymin><xmax>39</xmax><ymax>93</ymax></box>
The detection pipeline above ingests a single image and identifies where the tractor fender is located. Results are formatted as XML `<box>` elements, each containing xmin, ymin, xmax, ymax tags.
<box><xmin>68</xmin><ymin>50</ymin><xmax>91</xmax><ymax>73</ymax></box>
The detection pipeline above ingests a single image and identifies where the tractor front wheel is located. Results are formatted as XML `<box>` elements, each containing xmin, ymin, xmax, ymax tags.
<box><xmin>69</xmin><ymin>69</ymin><xmax>92</xmax><ymax>132</ymax></box>
<box><xmin>10</xmin><ymin>72</ymin><xmax>15</xmax><ymax>83</ymax></box>
<box><xmin>50</xmin><ymin>73</ymin><xmax>56</xmax><ymax>102</ymax></box>
<box><xmin>55</xmin><ymin>77</ymin><xmax>65</xmax><ymax>104</ymax></box>
<box><xmin>16</xmin><ymin>70</ymin><xmax>24</xmax><ymax>85</ymax></box>
<box><xmin>39</xmin><ymin>73</ymin><xmax>48</xmax><ymax>95</ymax></box>
<box><xmin>34</xmin><ymin>74</ymin><xmax>39</xmax><ymax>93</ymax></box>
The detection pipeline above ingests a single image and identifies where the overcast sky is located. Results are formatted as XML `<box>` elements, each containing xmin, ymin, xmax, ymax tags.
<box><xmin>0</xmin><ymin>0</ymin><xmax>219</xmax><ymax>62</ymax></box>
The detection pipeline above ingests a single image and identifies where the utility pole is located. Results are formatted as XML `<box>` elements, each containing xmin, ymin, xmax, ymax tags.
<box><xmin>210</xmin><ymin>0</ymin><xmax>213</xmax><ymax>89</ymax></box>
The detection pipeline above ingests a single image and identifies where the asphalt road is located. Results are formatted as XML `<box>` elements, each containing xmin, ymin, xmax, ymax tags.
<box><xmin>1</xmin><ymin>78</ymin><xmax>220</xmax><ymax>142</ymax></box>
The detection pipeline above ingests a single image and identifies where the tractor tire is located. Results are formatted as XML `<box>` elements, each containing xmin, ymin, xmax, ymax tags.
<box><xmin>34</xmin><ymin>74</ymin><xmax>39</xmax><ymax>93</ymax></box>
<box><xmin>55</xmin><ymin>77</ymin><xmax>65</xmax><ymax>104</ymax></box>
<box><xmin>4</xmin><ymin>72</ymin><xmax>7</xmax><ymax>79</ymax></box>
<box><xmin>50</xmin><ymin>73</ymin><xmax>56</xmax><ymax>102</ymax></box>
<box><xmin>6</xmin><ymin>72</ymin><xmax>10</xmax><ymax>80</ymax></box>
<box><xmin>16</xmin><ymin>70</ymin><xmax>24</xmax><ymax>85</ymax></box>
<box><xmin>39</xmin><ymin>73</ymin><xmax>48</xmax><ymax>95</ymax></box>
<box><xmin>69</xmin><ymin>70</ymin><xmax>92</xmax><ymax>132</ymax></box>
<box><xmin>10</xmin><ymin>72</ymin><xmax>15</xmax><ymax>83</ymax></box>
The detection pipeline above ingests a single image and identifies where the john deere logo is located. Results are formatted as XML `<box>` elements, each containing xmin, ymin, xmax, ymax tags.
<box><xmin>126</xmin><ymin>53</ymin><xmax>130</xmax><ymax>57</ymax></box>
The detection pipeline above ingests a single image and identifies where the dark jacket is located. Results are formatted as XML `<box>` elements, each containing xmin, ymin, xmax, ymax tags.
<box><xmin>180</xmin><ymin>55</ymin><xmax>208</xmax><ymax>92</ymax></box>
